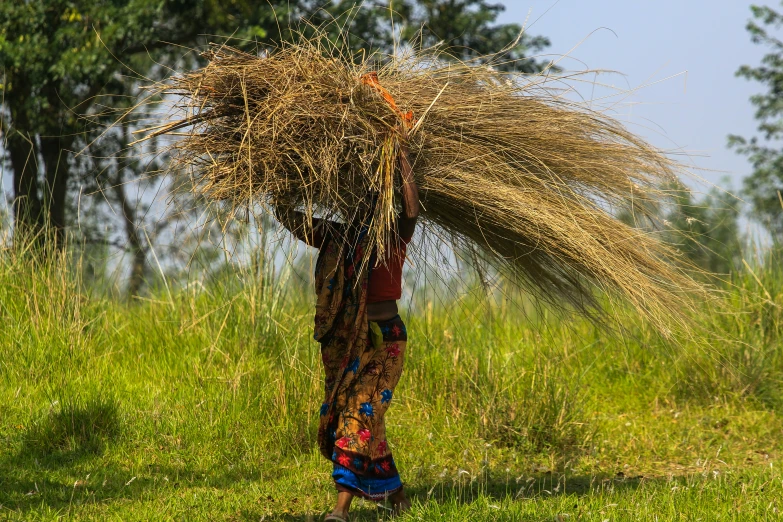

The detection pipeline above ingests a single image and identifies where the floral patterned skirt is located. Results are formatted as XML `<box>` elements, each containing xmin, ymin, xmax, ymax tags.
<box><xmin>318</xmin><ymin>314</ymin><xmax>407</xmax><ymax>500</ymax></box>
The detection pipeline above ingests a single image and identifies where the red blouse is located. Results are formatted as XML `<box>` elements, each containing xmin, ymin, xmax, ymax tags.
<box><xmin>367</xmin><ymin>233</ymin><xmax>411</xmax><ymax>304</ymax></box>
<box><xmin>311</xmin><ymin>225</ymin><xmax>411</xmax><ymax>304</ymax></box>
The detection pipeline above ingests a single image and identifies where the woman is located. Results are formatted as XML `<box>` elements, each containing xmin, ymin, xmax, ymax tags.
<box><xmin>276</xmin><ymin>135</ymin><xmax>419</xmax><ymax>521</ymax></box>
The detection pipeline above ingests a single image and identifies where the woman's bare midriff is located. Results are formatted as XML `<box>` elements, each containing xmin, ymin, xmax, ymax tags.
<box><xmin>367</xmin><ymin>300</ymin><xmax>398</xmax><ymax>322</ymax></box>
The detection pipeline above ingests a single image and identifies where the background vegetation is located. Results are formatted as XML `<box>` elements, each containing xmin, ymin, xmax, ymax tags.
<box><xmin>3</xmin><ymin>1</ymin><xmax>783</xmax><ymax>520</ymax></box>
<box><xmin>0</xmin><ymin>0</ymin><xmax>551</xmax><ymax>299</ymax></box>
<box><xmin>0</xmin><ymin>237</ymin><xmax>782</xmax><ymax>520</ymax></box>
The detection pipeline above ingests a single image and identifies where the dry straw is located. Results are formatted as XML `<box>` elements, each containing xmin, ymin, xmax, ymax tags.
<box><xmin>138</xmin><ymin>34</ymin><xmax>707</xmax><ymax>334</ymax></box>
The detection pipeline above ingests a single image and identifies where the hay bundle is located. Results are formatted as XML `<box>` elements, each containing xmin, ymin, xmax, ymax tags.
<box><xmin>141</xmin><ymin>39</ymin><xmax>704</xmax><ymax>332</ymax></box>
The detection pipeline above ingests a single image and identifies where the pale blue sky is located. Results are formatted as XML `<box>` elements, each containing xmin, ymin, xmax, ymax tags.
<box><xmin>498</xmin><ymin>1</ymin><xmax>767</xmax><ymax>194</ymax></box>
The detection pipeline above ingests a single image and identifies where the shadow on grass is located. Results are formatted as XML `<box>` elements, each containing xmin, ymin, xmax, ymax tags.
<box><xmin>0</xmin><ymin>394</ymin><xmax>127</xmax><ymax>511</ymax></box>
<box><xmin>0</xmin><ymin>460</ymin><xmax>661</xmax><ymax>520</ymax></box>
<box><xmin>0</xmin><ymin>399</ymin><xmax>651</xmax><ymax>521</ymax></box>
<box><xmin>238</xmin><ymin>473</ymin><xmax>653</xmax><ymax>521</ymax></box>
<box><xmin>0</xmin><ymin>457</ymin><xmax>265</xmax><ymax>513</ymax></box>
<box><xmin>22</xmin><ymin>394</ymin><xmax>121</xmax><ymax>461</ymax></box>
<box><xmin>408</xmin><ymin>470</ymin><xmax>648</xmax><ymax>504</ymax></box>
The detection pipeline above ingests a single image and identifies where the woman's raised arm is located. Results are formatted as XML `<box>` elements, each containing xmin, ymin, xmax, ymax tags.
<box><xmin>397</xmin><ymin>139</ymin><xmax>419</xmax><ymax>240</ymax></box>
<box><xmin>275</xmin><ymin>206</ymin><xmax>333</xmax><ymax>248</ymax></box>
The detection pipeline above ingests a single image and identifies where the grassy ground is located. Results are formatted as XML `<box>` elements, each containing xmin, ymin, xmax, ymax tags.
<box><xmin>1</xmin><ymin>246</ymin><xmax>782</xmax><ymax>521</ymax></box>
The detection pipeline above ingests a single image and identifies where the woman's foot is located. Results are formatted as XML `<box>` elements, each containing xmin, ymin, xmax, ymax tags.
<box><xmin>389</xmin><ymin>488</ymin><xmax>411</xmax><ymax>515</ymax></box>
<box><xmin>326</xmin><ymin>491</ymin><xmax>353</xmax><ymax>521</ymax></box>
<box><xmin>325</xmin><ymin>509</ymin><xmax>350</xmax><ymax>521</ymax></box>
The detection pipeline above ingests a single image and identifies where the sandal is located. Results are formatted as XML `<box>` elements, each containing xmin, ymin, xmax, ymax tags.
<box><xmin>324</xmin><ymin>514</ymin><xmax>349</xmax><ymax>522</ymax></box>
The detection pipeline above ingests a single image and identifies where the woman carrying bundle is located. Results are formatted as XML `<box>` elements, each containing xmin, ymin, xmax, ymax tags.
<box><xmin>275</xmin><ymin>130</ymin><xmax>418</xmax><ymax>520</ymax></box>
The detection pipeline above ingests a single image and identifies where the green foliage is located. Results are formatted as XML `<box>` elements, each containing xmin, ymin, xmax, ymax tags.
<box><xmin>0</xmin><ymin>0</ymin><xmax>552</xmax><ymax>304</ymax></box>
<box><xmin>0</xmin><ymin>0</ymin><xmax>287</xmax><ymax>110</ymax></box>
<box><xmin>664</xmin><ymin>184</ymin><xmax>744</xmax><ymax>276</ymax></box>
<box><xmin>399</xmin><ymin>0</ymin><xmax>551</xmax><ymax>72</ymax></box>
<box><xmin>277</xmin><ymin>1</ymin><xmax>551</xmax><ymax>71</ymax></box>
<box><xmin>729</xmin><ymin>3</ymin><xmax>783</xmax><ymax>239</ymax></box>
<box><xmin>0</xmin><ymin>0</ymin><xmax>288</xmax><ymax>243</ymax></box>
<box><xmin>619</xmin><ymin>184</ymin><xmax>744</xmax><ymax>276</ymax></box>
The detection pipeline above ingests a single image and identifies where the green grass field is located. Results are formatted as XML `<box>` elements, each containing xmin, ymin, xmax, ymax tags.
<box><xmin>1</xmin><ymin>245</ymin><xmax>782</xmax><ymax>521</ymax></box>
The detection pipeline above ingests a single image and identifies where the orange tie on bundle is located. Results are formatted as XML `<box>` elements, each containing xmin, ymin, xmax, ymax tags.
<box><xmin>360</xmin><ymin>72</ymin><xmax>415</xmax><ymax>130</ymax></box>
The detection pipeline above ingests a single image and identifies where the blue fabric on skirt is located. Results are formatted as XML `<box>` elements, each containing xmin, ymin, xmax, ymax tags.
<box><xmin>332</xmin><ymin>464</ymin><xmax>403</xmax><ymax>501</ymax></box>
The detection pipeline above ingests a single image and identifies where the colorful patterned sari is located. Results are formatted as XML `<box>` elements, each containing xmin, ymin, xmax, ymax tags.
<box><xmin>314</xmin><ymin>222</ymin><xmax>407</xmax><ymax>501</ymax></box>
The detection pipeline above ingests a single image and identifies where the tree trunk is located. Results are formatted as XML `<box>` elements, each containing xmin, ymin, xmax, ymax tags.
<box><xmin>115</xmin><ymin>123</ymin><xmax>147</xmax><ymax>297</ymax></box>
<box><xmin>117</xmin><ymin>181</ymin><xmax>147</xmax><ymax>298</ymax></box>
<box><xmin>6</xmin><ymin>74</ymin><xmax>45</xmax><ymax>245</ymax></box>
<box><xmin>8</xmin><ymin>130</ymin><xmax>45</xmax><ymax>244</ymax></box>
<box><xmin>40</xmin><ymin>135</ymin><xmax>69</xmax><ymax>248</ymax></box>
<box><xmin>7</xmin><ymin>79</ymin><xmax>71</xmax><ymax>249</ymax></box>
<box><xmin>115</xmin><ymin>180</ymin><xmax>147</xmax><ymax>298</ymax></box>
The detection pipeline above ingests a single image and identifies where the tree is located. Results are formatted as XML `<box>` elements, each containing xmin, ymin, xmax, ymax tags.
<box><xmin>664</xmin><ymin>185</ymin><xmax>744</xmax><ymax>276</ymax></box>
<box><xmin>618</xmin><ymin>183</ymin><xmax>744</xmax><ymax>277</ymax></box>
<box><xmin>729</xmin><ymin>3</ymin><xmax>783</xmax><ymax>240</ymax></box>
<box><xmin>0</xmin><ymin>0</ymin><xmax>286</xmax><ymax>247</ymax></box>
<box><xmin>287</xmin><ymin>1</ymin><xmax>550</xmax><ymax>71</ymax></box>
<box><xmin>399</xmin><ymin>0</ymin><xmax>551</xmax><ymax>71</ymax></box>
<box><xmin>1</xmin><ymin>0</ymin><xmax>551</xmax><ymax>295</ymax></box>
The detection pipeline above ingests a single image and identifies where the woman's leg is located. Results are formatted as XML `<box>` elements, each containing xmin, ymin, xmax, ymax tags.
<box><xmin>328</xmin><ymin>316</ymin><xmax>408</xmax><ymax>502</ymax></box>
<box><xmin>321</xmin><ymin>316</ymin><xmax>408</xmax><ymax>509</ymax></box>
<box><xmin>329</xmin><ymin>491</ymin><xmax>353</xmax><ymax>519</ymax></box>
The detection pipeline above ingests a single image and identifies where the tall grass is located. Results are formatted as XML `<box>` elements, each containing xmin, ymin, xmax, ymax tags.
<box><xmin>1</xmin><ymin>238</ymin><xmax>782</xmax><ymax>519</ymax></box>
<box><xmin>675</xmin><ymin>247</ymin><xmax>783</xmax><ymax>409</ymax></box>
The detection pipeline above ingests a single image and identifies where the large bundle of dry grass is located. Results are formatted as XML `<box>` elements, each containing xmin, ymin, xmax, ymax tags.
<box><xmin>140</xmin><ymin>37</ymin><xmax>705</xmax><ymax>332</ymax></box>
